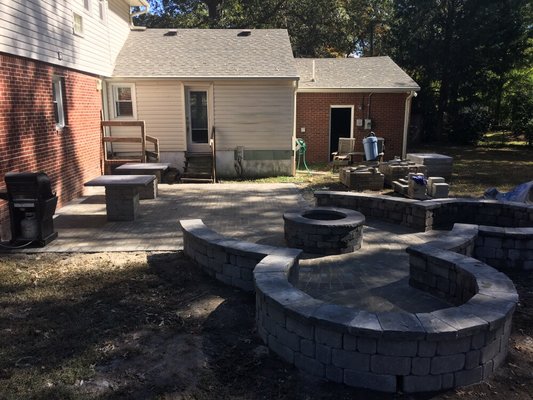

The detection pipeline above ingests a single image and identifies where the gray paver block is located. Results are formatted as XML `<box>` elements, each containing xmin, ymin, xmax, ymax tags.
<box><xmin>371</xmin><ymin>354</ymin><xmax>411</xmax><ymax>375</ymax></box>
<box><xmin>357</xmin><ymin>336</ymin><xmax>377</xmax><ymax>354</ymax></box>
<box><xmin>481</xmin><ymin>337</ymin><xmax>501</xmax><ymax>364</ymax></box>
<box><xmin>411</xmin><ymin>357</ymin><xmax>431</xmax><ymax>375</ymax></box>
<box><xmin>377</xmin><ymin>338</ymin><xmax>418</xmax><ymax>356</ymax></box>
<box><xmin>300</xmin><ymin>339</ymin><xmax>315</xmax><ymax>357</ymax></box>
<box><xmin>326</xmin><ymin>365</ymin><xmax>343</xmax><ymax>383</ymax></box>
<box><xmin>315</xmin><ymin>326</ymin><xmax>343</xmax><ymax>348</ymax></box>
<box><xmin>343</xmin><ymin>334</ymin><xmax>357</xmax><ymax>351</ymax></box>
<box><xmin>437</xmin><ymin>336</ymin><xmax>472</xmax><ymax>356</ymax></box>
<box><xmin>287</xmin><ymin>316</ymin><xmax>314</xmax><ymax>340</ymax></box>
<box><xmin>418</xmin><ymin>340</ymin><xmax>437</xmax><ymax>357</ymax></box>
<box><xmin>455</xmin><ymin>366</ymin><xmax>483</xmax><ymax>387</ymax></box>
<box><xmin>332</xmin><ymin>348</ymin><xmax>370</xmax><ymax>371</ymax></box>
<box><xmin>431</xmin><ymin>354</ymin><xmax>465</xmax><ymax>374</ymax></box>
<box><xmin>268</xmin><ymin>334</ymin><xmax>294</xmax><ymax>364</ymax></box>
<box><xmin>295</xmin><ymin>353</ymin><xmax>325</xmax><ymax>378</ymax></box>
<box><xmin>344</xmin><ymin>369</ymin><xmax>396</xmax><ymax>393</ymax></box>
<box><xmin>465</xmin><ymin>350</ymin><xmax>481</xmax><ymax>370</ymax></box>
<box><xmin>275</xmin><ymin>325</ymin><xmax>300</xmax><ymax>351</ymax></box>
<box><xmin>316</xmin><ymin>344</ymin><xmax>332</xmax><ymax>364</ymax></box>
<box><xmin>403</xmin><ymin>374</ymin><xmax>442</xmax><ymax>393</ymax></box>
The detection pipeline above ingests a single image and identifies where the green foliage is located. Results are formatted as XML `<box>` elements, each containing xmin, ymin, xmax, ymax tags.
<box><xmin>502</xmin><ymin>65</ymin><xmax>533</xmax><ymax>145</ymax></box>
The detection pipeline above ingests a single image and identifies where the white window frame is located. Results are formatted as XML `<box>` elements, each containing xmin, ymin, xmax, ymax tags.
<box><xmin>111</xmin><ymin>84</ymin><xmax>137</xmax><ymax>119</ymax></box>
<box><xmin>52</xmin><ymin>76</ymin><xmax>66</xmax><ymax>130</ymax></box>
<box><xmin>98</xmin><ymin>0</ymin><xmax>107</xmax><ymax>23</ymax></box>
<box><xmin>73</xmin><ymin>12</ymin><xmax>84</xmax><ymax>36</ymax></box>
<box><xmin>83</xmin><ymin>0</ymin><xmax>92</xmax><ymax>13</ymax></box>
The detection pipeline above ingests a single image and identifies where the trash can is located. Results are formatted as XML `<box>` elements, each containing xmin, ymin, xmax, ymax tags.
<box><xmin>1</xmin><ymin>172</ymin><xmax>58</xmax><ymax>246</ymax></box>
<box><xmin>363</xmin><ymin>133</ymin><xmax>378</xmax><ymax>161</ymax></box>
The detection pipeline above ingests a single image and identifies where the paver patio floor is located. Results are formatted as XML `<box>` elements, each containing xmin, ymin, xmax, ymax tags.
<box><xmin>1</xmin><ymin>182</ymin><xmax>452</xmax><ymax>313</ymax></box>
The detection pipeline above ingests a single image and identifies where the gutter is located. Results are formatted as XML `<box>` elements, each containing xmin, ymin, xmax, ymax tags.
<box><xmin>402</xmin><ymin>90</ymin><xmax>416</xmax><ymax>159</ymax></box>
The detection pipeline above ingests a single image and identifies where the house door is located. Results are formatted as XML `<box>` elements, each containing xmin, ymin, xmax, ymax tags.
<box><xmin>186</xmin><ymin>88</ymin><xmax>211</xmax><ymax>153</ymax></box>
<box><xmin>329</xmin><ymin>106</ymin><xmax>353</xmax><ymax>159</ymax></box>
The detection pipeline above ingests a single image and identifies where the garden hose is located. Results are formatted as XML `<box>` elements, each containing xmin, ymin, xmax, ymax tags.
<box><xmin>295</xmin><ymin>138</ymin><xmax>311</xmax><ymax>173</ymax></box>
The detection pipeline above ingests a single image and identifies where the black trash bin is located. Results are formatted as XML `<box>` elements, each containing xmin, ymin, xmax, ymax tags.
<box><xmin>1</xmin><ymin>172</ymin><xmax>58</xmax><ymax>246</ymax></box>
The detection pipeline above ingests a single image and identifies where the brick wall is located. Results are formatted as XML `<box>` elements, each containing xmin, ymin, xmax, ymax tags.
<box><xmin>0</xmin><ymin>53</ymin><xmax>102</xmax><ymax>239</ymax></box>
<box><xmin>296</xmin><ymin>92</ymin><xmax>408</xmax><ymax>163</ymax></box>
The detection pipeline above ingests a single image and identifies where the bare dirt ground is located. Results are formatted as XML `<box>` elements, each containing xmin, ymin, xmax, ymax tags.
<box><xmin>0</xmin><ymin>251</ymin><xmax>532</xmax><ymax>400</ymax></box>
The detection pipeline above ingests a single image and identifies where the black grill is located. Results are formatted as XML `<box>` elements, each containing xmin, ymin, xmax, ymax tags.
<box><xmin>1</xmin><ymin>172</ymin><xmax>58</xmax><ymax>246</ymax></box>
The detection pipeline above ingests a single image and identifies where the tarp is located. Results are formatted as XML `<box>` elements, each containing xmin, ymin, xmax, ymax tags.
<box><xmin>484</xmin><ymin>181</ymin><xmax>533</xmax><ymax>204</ymax></box>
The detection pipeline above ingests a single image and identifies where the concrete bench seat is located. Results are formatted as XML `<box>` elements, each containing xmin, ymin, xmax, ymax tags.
<box><xmin>115</xmin><ymin>162</ymin><xmax>171</xmax><ymax>199</ymax></box>
<box><xmin>84</xmin><ymin>175</ymin><xmax>156</xmax><ymax>221</ymax></box>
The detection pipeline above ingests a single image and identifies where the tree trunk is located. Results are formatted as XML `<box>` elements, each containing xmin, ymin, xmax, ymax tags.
<box><xmin>203</xmin><ymin>0</ymin><xmax>222</xmax><ymax>27</ymax></box>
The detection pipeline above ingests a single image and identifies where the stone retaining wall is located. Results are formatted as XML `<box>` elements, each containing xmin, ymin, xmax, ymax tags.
<box><xmin>180</xmin><ymin>217</ymin><xmax>518</xmax><ymax>393</ymax></box>
<box><xmin>474</xmin><ymin>226</ymin><xmax>533</xmax><ymax>270</ymax></box>
<box><xmin>180</xmin><ymin>219</ymin><xmax>301</xmax><ymax>292</ymax></box>
<box><xmin>315</xmin><ymin>192</ymin><xmax>533</xmax><ymax>231</ymax></box>
<box><xmin>255</xmin><ymin>240</ymin><xmax>517</xmax><ymax>393</ymax></box>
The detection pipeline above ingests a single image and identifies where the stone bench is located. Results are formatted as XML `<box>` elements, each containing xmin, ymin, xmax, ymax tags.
<box><xmin>84</xmin><ymin>175</ymin><xmax>156</xmax><ymax>221</ymax></box>
<box><xmin>180</xmin><ymin>218</ymin><xmax>518</xmax><ymax>393</ymax></box>
<box><xmin>115</xmin><ymin>162</ymin><xmax>171</xmax><ymax>199</ymax></box>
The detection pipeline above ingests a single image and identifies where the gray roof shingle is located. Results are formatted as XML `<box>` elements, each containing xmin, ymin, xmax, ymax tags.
<box><xmin>112</xmin><ymin>29</ymin><xmax>298</xmax><ymax>79</ymax></box>
<box><xmin>295</xmin><ymin>57</ymin><xmax>420</xmax><ymax>90</ymax></box>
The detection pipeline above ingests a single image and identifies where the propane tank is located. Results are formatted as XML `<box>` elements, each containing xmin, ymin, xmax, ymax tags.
<box><xmin>20</xmin><ymin>212</ymin><xmax>38</xmax><ymax>240</ymax></box>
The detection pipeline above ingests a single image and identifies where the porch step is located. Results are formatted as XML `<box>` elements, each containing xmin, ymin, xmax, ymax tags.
<box><xmin>183</xmin><ymin>152</ymin><xmax>214</xmax><ymax>183</ymax></box>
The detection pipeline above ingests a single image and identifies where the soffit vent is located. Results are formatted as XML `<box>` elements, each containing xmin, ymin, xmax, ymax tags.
<box><xmin>165</xmin><ymin>29</ymin><xmax>178</xmax><ymax>36</ymax></box>
<box><xmin>237</xmin><ymin>30</ymin><xmax>251</xmax><ymax>37</ymax></box>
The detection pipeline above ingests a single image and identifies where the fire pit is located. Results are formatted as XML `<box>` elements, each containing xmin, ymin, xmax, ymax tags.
<box><xmin>283</xmin><ymin>207</ymin><xmax>365</xmax><ymax>255</ymax></box>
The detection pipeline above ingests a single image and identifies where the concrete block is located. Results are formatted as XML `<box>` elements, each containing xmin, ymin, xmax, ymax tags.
<box><xmin>403</xmin><ymin>374</ymin><xmax>442</xmax><ymax>393</ymax></box>
<box><xmin>418</xmin><ymin>340</ymin><xmax>437</xmax><ymax>357</ymax></box>
<box><xmin>326</xmin><ymin>365</ymin><xmax>344</xmax><ymax>383</ymax></box>
<box><xmin>316</xmin><ymin>344</ymin><xmax>332</xmax><ymax>364</ymax></box>
<box><xmin>275</xmin><ymin>325</ymin><xmax>300</xmax><ymax>351</ymax></box>
<box><xmin>315</xmin><ymin>326</ymin><xmax>342</xmax><ymax>348</ymax></box>
<box><xmin>287</xmin><ymin>316</ymin><xmax>314</xmax><ymax>340</ymax></box>
<box><xmin>295</xmin><ymin>353</ymin><xmax>325</xmax><ymax>378</ymax></box>
<box><xmin>357</xmin><ymin>337</ymin><xmax>377</xmax><ymax>354</ymax></box>
<box><xmin>268</xmin><ymin>334</ymin><xmax>294</xmax><ymax>364</ymax></box>
<box><xmin>437</xmin><ymin>336</ymin><xmax>472</xmax><ymax>356</ymax></box>
<box><xmin>431</xmin><ymin>354</ymin><xmax>465</xmax><ymax>374</ymax></box>
<box><xmin>332</xmin><ymin>348</ymin><xmax>370</xmax><ymax>371</ymax></box>
<box><xmin>343</xmin><ymin>334</ymin><xmax>357</xmax><ymax>351</ymax></box>
<box><xmin>481</xmin><ymin>337</ymin><xmax>502</xmax><ymax>364</ymax></box>
<box><xmin>455</xmin><ymin>366</ymin><xmax>483</xmax><ymax>387</ymax></box>
<box><xmin>465</xmin><ymin>349</ymin><xmax>481</xmax><ymax>370</ymax></box>
<box><xmin>411</xmin><ymin>357</ymin><xmax>431</xmax><ymax>375</ymax></box>
<box><xmin>371</xmin><ymin>354</ymin><xmax>411</xmax><ymax>375</ymax></box>
<box><xmin>300</xmin><ymin>339</ymin><xmax>315</xmax><ymax>357</ymax></box>
<box><xmin>267</xmin><ymin>303</ymin><xmax>286</xmax><ymax>327</ymax></box>
<box><xmin>377</xmin><ymin>339</ymin><xmax>418</xmax><ymax>356</ymax></box>
<box><xmin>344</xmin><ymin>370</ymin><xmax>396</xmax><ymax>393</ymax></box>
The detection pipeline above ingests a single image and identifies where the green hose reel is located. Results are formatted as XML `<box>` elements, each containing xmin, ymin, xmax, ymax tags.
<box><xmin>295</xmin><ymin>138</ymin><xmax>311</xmax><ymax>173</ymax></box>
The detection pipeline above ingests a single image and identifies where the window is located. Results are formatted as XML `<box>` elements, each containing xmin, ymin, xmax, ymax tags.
<box><xmin>73</xmin><ymin>12</ymin><xmax>84</xmax><ymax>36</ymax></box>
<box><xmin>98</xmin><ymin>0</ymin><xmax>107</xmax><ymax>22</ymax></box>
<box><xmin>52</xmin><ymin>76</ymin><xmax>66</xmax><ymax>129</ymax></box>
<box><xmin>112</xmin><ymin>84</ymin><xmax>136</xmax><ymax>118</ymax></box>
<box><xmin>83</xmin><ymin>0</ymin><xmax>91</xmax><ymax>12</ymax></box>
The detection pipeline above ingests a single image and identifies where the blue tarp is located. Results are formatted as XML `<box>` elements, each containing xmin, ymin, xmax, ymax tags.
<box><xmin>484</xmin><ymin>181</ymin><xmax>533</xmax><ymax>204</ymax></box>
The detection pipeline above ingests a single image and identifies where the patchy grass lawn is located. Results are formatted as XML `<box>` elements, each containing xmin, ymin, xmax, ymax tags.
<box><xmin>223</xmin><ymin>144</ymin><xmax>533</xmax><ymax>199</ymax></box>
<box><xmin>0</xmin><ymin>252</ymin><xmax>532</xmax><ymax>399</ymax></box>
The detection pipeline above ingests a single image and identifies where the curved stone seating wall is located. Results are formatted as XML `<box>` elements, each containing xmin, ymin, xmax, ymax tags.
<box><xmin>255</xmin><ymin>246</ymin><xmax>517</xmax><ymax>393</ymax></box>
<box><xmin>180</xmin><ymin>218</ymin><xmax>518</xmax><ymax>393</ymax></box>
<box><xmin>180</xmin><ymin>219</ymin><xmax>302</xmax><ymax>292</ymax></box>
<box><xmin>315</xmin><ymin>192</ymin><xmax>533</xmax><ymax>232</ymax></box>
<box><xmin>474</xmin><ymin>225</ymin><xmax>533</xmax><ymax>270</ymax></box>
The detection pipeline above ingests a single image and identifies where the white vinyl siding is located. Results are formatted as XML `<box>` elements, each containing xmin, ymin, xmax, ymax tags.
<box><xmin>213</xmin><ymin>81</ymin><xmax>295</xmax><ymax>150</ymax></box>
<box><xmin>0</xmin><ymin>0</ymin><xmax>131</xmax><ymax>77</ymax></box>
<box><xmin>105</xmin><ymin>80</ymin><xmax>185</xmax><ymax>152</ymax></box>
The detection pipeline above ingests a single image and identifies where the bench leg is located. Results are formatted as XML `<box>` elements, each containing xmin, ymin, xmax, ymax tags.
<box><xmin>105</xmin><ymin>186</ymin><xmax>140</xmax><ymax>221</ymax></box>
<box><xmin>138</xmin><ymin>179</ymin><xmax>158</xmax><ymax>200</ymax></box>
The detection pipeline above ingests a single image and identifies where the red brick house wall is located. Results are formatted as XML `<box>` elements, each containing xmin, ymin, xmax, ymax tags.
<box><xmin>0</xmin><ymin>53</ymin><xmax>102</xmax><ymax>239</ymax></box>
<box><xmin>296</xmin><ymin>92</ymin><xmax>408</xmax><ymax>163</ymax></box>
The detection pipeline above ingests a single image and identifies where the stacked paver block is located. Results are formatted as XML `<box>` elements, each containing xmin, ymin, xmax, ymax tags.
<box><xmin>105</xmin><ymin>187</ymin><xmax>139</xmax><ymax>221</ymax></box>
<box><xmin>406</xmin><ymin>154</ymin><xmax>453</xmax><ymax>181</ymax></box>
<box><xmin>379</xmin><ymin>161</ymin><xmax>428</xmax><ymax>187</ymax></box>
<box><xmin>339</xmin><ymin>167</ymin><xmax>384</xmax><ymax>191</ymax></box>
<box><xmin>427</xmin><ymin>177</ymin><xmax>449</xmax><ymax>198</ymax></box>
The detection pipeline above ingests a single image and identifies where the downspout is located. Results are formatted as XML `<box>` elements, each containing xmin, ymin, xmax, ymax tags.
<box><xmin>402</xmin><ymin>91</ymin><xmax>416</xmax><ymax>159</ymax></box>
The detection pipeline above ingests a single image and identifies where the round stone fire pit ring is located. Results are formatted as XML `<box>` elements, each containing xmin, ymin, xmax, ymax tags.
<box><xmin>283</xmin><ymin>207</ymin><xmax>365</xmax><ymax>255</ymax></box>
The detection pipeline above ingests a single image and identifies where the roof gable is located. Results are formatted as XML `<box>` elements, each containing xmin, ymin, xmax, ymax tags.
<box><xmin>112</xmin><ymin>29</ymin><xmax>298</xmax><ymax>79</ymax></box>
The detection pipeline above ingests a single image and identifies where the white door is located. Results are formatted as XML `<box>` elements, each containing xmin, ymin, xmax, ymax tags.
<box><xmin>186</xmin><ymin>88</ymin><xmax>211</xmax><ymax>153</ymax></box>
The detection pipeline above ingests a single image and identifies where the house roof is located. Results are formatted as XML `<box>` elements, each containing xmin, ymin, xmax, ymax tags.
<box><xmin>112</xmin><ymin>29</ymin><xmax>298</xmax><ymax>79</ymax></box>
<box><xmin>295</xmin><ymin>57</ymin><xmax>420</xmax><ymax>92</ymax></box>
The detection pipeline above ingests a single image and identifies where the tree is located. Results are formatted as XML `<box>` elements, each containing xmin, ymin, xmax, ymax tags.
<box><xmin>386</xmin><ymin>0</ymin><xmax>529</xmax><ymax>143</ymax></box>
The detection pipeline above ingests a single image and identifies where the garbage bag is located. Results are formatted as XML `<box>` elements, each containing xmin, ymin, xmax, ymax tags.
<box><xmin>484</xmin><ymin>181</ymin><xmax>533</xmax><ymax>204</ymax></box>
